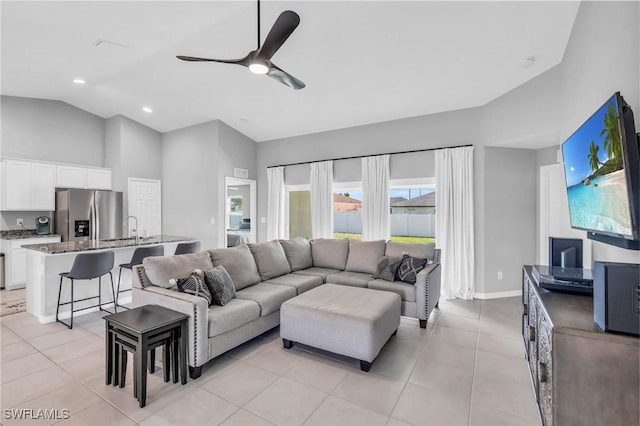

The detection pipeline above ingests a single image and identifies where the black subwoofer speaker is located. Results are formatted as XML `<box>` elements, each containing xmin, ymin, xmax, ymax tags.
<box><xmin>593</xmin><ymin>261</ymin><xmax>640</xmax><ymax>336</ymax></box>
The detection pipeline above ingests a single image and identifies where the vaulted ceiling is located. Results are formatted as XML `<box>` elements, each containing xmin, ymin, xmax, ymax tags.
<box><xmin>1</xmin><ymin>1</ymin><xmax>580</xmax><ymax>142</ymax></box>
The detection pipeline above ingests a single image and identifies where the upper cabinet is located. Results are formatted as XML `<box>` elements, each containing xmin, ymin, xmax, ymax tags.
<box><xmin>87</xmin><ymin>168</ymin><xmax>112</xmax><ymax>190</ymax></box>
<box><xmin>2</xmin><ymin>159</ymin><xmax>56</xmax><ymax>211</ymax></box>
<box><xmin>1</xmin><ymin>158</ymin><xmax>112</xmax><ymax>211</ymax></box>
<box><xmin>56</xmin><ymin>165</ymin><xmax>88</xmax><ymax>189</ymax></box>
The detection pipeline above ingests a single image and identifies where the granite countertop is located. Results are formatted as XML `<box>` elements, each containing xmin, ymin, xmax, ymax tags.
<box><xmin>0</xmin><ymin>230</ymin><xmax>61</xmax><ymax>240</ymax></box>
<box><xmin>21</xmin><ymin>235</ymin><xmax>196</xmax><ymax>254</ymax></box>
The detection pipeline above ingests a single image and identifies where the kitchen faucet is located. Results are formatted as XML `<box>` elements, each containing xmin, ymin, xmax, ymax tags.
<box><xmin>125</xmin><ymin>216</ymin><xmax>139</xmax><ymax>244</ymax></box>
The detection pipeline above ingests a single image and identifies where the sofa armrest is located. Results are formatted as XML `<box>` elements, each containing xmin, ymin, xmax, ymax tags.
<box><xmin>132</xmin><ymin>286</ymin><xmax>209</xmax><ymax>368</ymax></box>
<box><xmin>414</xmin><ymin>263</ymin><xmax>441</xmax><ymax>321</ymax></box>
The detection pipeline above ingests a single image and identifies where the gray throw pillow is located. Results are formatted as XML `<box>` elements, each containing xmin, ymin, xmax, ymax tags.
<box><xmin>310</xmin><ymin>238</ymin><xmax>349</xmax><ymax>270</ymax></box>
<box><xmin>373</xmin><ymin>256</ymin><xmax>403</xmax><ymax>282</ymax></box>
<box><xmin>203</xmin><ymin>266</ymin><xmax>236</xmax><ymax>306</ymax></box>
<box><xmin>345</xmin><ymin>240</ymin><xmax>386</xmax><ymax>274</ymax></box>
<box><xmin>208</xmin><ymin>245</ymin><xmax>261</xmax><ymax>290</ymax></box>
<box><xmin>396</xmin><ymin>255</ymin><xmax>428</xmax><ymax>284</ymax></box>
<box><xmin>249</xmin><ymin>240</ymin><xmax>291</xmax><ymax>280</ymax></box>
<box><xmin>175</xmin><ymin>272</ymin><xmax>212</xmax><ymax>305</ymax></box>
<box><xmin>279</xmin><ymin>237</ymin><xmax>313</xmax><ymax>271</ymax></box>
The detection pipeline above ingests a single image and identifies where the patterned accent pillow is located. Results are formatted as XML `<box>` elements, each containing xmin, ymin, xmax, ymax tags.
<box><xmin>175</xmin><ymin>271</ymin><xmax>212</xmax><ymax>305</ymax></box>
<box><xmin>203</xmin><ymin>266</ymin><xmax>236</xmax><ymax>306</ymax></box>
<box><xmin>396</xmin><ymin>255</ymin><xmax>428</xmax><ymax>284</ymax></box>
<box><xmin>373</xmin><ymin>256</ymin><xmax>403</xmax><ymax>282</ymax></box>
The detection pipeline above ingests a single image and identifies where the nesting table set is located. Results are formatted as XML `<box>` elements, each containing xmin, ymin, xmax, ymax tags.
<box><xmin>104</xmin><ymin>305</ymin><xmax>189</xmax><ymax>407</ymax></box>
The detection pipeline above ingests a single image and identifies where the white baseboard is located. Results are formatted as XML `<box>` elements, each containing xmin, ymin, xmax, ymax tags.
<box><xmin>474</xmin><ymin>290</ymin><xmax>522</xmax><ymax>300</ymax></box>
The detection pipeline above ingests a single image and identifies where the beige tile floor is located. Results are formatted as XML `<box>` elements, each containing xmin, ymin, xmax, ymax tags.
<box><xmin>0</xmin><ymin>296</ymin><xmax>541</xmax><ymax>426</ymax></box>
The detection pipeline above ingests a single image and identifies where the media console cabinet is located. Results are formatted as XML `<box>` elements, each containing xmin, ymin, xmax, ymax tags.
<box><xmin>522</xmin><ymin>266</ymin><xmax>639</xmax><ymax>426</ymax></box>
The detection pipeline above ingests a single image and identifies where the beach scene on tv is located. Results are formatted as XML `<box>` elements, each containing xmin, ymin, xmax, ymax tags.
<box><xmin>562</xmin><ymin>95</ymin><xmax>633</xmax><ymax>237</ymax></box>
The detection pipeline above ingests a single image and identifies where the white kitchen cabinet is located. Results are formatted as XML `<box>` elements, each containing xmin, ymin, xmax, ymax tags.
<box><xmin>30</xmin><ymin>163</ymin><xmax>56</xmax><ymax>210</ymax></box>
<box><xmin>1</xmin><ymin>236</ymin><xmax>61</xmax><ymax>289</ymax></box>
<box><xmin>56</xmin><ymin>165</ymin><xmax>88</xmax><ymax>189</ymax></box>
<box><xmin>3</xmin><ymin>159</ymin><xmax>31</xmax><ymax>210</ymax></box>
<box><xmin>2</xmin><ymin>160</ymin><xmax>56</xmax><ymax>211</ymax></box>
<box><xmin>87</xmin><ymin>168</ymin><xmax>112</xmax><ymax>189</ymax></box>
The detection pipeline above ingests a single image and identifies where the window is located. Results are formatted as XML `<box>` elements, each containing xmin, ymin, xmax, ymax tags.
<box><xmin>333</xmin><ymin>183</ymin><xmax>362</xmax><ymax>240</ymax></box>
<box><xmin>389</xmin><ymin>178</ymin><xmax>436</xmax><ymax>244</ymax></box>
<box><xmin>226</xmin><ymin>195</ymin><xmax>243</xmax><ymax>230</ymax></box>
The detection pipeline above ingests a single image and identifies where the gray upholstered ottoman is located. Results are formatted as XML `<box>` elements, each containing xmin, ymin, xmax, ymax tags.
<box><xmin>280</xmin><ymin>283</ymin><xmax>401</xmax><ymax>371</ymax></box>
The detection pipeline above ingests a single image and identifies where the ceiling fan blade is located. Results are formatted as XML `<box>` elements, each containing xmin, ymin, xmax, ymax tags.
<box><xmin>267</xmin><ymin>63</ymin><xmax>305</xmax><ymax>90</ymax></box>
<box><xmin>257</xmin><ymin>10</ymin><xmax>300</xmax><ymax>60</ymax></box>
<box><xmin>176</xmin><ymin>55</ymin><xmax>248</xmax><ymax>66</ymax></box>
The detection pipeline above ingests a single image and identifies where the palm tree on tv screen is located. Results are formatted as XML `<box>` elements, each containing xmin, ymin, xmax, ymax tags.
<box><xmin>600</xmin><ymin>102</ymin><xmax>622</xmax><ymax>165</ymax></box>
<box><xmin>588</xmin><ymin>140</ymin><xmax>601</xmax><ymax>172</ymax></box>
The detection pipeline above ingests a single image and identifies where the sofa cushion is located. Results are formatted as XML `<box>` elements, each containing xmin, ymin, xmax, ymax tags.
<box><xmin>293</xmin><ymin>267</ymin><xmax>342</xmax><ymax>281</ymax></box>
<box><xmin>203</xmin><ymin>266</ymin><xmax>236</xmax><ymax>306</ymax></box>
<box><xmin>249</xmin><ymin>240</ymin><xmax>291</xmax><ymax>280</ymax></box>
<box><xmin>373</xmin><ymin>256</ymin><xmax>403</xmax><ymax>282</ymax></box>
<box><xmin>311</xmin><ymin>238</ymin><xmax>349</xmax><ymax>270</ymax></box>
<box><xmin>265</xmin><ymin>273</ymin><xmax>323</xmax><ymax>295</ymax></box>
<box><xmin>175</xmin><ymin>272</ymin><xmax>212</xmax><ymax>305</ymax></box>
<box><xmin>207</xmin><ymin>299</ymin><xmax>261</xmax><ymax>337</ymax></box>
<box><xmin>367</xmin><ymin>279</ymin><xmax>417</xmax><ymax>302</ymax></box>
<box><xmin>325</xmin><ymin>271</ymin><xmax>374</xmax><ymax>288</ymax></box>
<box><xmin>385</xmin><ymin>241</ymin><xmax>436</xmax><ymax>262</ymax></box>
<box><xmin>143</xmin><ymin>251</ymin><xmax>213</xmax><ymax>288</ymax></box>
<box><xmin>235</xmin><ymin>283</ymin><xmax>297</xmax><ymax>316</ymax></box>
<box><xmin>345</xmin><ymin>240</ymin><xmax>386</xmax><ymax>274</ymax></box>
<box><xmin>396</xmin><ymin>255</ymin><xmax>428</xmax><ymax>284</ymax></box>
<box><xmin>208</xmin><ymin>245</ymin><xmax>261</xmax><ymax>291</ymax></box>
<box><xmin>279</xmin><ymin>237</ymin><xmax>313</xmax><ymax>271</ymax></box>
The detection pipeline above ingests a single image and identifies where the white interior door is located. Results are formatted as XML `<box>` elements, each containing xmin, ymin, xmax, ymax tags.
<box><xmin>128</xmin><ymin>178</ymin><xmax>162</xmax><ymax>237</ymax></box>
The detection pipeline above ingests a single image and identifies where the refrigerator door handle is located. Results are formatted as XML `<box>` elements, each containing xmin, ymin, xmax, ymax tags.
<box><xmin>90</xmin><ymin>197</ymin><xmax>96</xmax><ymax>241</ymax></box>
<box><xmin>95</xmin><ymin>197</ymin><xmax>100</xmax><ymax>240</ymax></box>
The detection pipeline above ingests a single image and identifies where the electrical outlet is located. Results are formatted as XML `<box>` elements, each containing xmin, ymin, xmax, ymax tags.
<box><xmin>497</xmin><ymin>271</ymin><xmax>503</xmax><ymax>280</ymax></box>
<box><xmin>17</xmin><ymin>218</ymin><xmax>23</xmax><ymax>226</ymax></box>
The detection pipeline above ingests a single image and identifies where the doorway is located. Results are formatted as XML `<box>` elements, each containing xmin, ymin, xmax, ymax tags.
<box><xmin>221</xmin><ymin>177</ymin><xmax>256</xmax><ymax>247</ymax></box>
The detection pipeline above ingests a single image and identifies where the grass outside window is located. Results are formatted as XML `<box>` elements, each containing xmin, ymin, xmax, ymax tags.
<box><xmin>333</xmin><ymin>233</ymin><xmax>435</xmax><ymax>244</ymax></box>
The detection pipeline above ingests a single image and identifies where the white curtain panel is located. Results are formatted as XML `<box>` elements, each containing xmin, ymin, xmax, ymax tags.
<box><xmin>435</xmin><ymin>146</ymin><xmax>475</xmax><ymax>300</ymax></box>
<box><xmin>361</xmin><ymin>154</ymin><xmax>390</xmax><ymax>241</ymax></box>
<box><xmin>266</xmin><ymin>166</ymin><xmax>287</xmax><ymax>240</ymax></box>
<box><xmin>310</xmin><ymin>161</ymin><xmax>334</xmax><ymax>238</ymax></box>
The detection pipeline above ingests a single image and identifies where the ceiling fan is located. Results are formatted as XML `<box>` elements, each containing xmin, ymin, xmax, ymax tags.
<box><xmin>177</xmin><ymin>1</ymin><xmax>305</xmax><ymax>90</ymax></box>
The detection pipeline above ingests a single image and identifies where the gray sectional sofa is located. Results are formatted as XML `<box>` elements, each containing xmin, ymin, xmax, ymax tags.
<box><xmin>131</xmin><ymin>238</ymin><xmax>441</xmax><ymax>379</ymax></box>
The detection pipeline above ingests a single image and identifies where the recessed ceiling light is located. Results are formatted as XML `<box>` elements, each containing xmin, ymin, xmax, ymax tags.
<box><xmin>72</xmin><ymin>78</ymin><xmax>86</xmax><ymax>85</ymax></box>
<box><xmin>142</xmin><ymin>107</ymin><xmax>153</xmax><ymax>113</ymax></box>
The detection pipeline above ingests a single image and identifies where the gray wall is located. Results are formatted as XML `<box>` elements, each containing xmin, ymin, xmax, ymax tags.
<box><xmin>559</xmin><ymin>1</ymin><xmax>640</xmax><ymax>265</ymax></box>
<box><xmin>162</xmin><ymin>121</ymin><xmax>220</xmax><ymax>250</ymax></box>
<box><xmin>0</xmin><ymin>96</ymin><xmax>104</xmax><ymax>166</ymax></box>
<box><xmin>481</xmin><ymin>147</ymin><xmax>537</xmax><ymax>294</ymax></box>
<box><xmin>104</xmin><ymin>115</ymin><xmax>162</xmax><ymax>219</ymax></box>
<box><xmin>162</xmin><ymin>120</ymin><xmax>257</xmax><ymax>250</ymax></box>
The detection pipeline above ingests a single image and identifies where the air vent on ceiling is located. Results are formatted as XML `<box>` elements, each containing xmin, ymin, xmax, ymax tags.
<box><xmin>234</xmin><ymin>168</ymin><xmax>249</xmax><ymax>179</ymax></box>
<box><xmin>93</xmin><ymin>39</ymin><xmax>128</xmax><ymax>49</ymax></box>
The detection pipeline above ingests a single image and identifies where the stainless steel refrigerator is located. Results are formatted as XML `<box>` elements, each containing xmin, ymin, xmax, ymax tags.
<box><xmin>55</xmin><ymin>189</ymin><xmax>123</xmax><ymax>242</ymax></box>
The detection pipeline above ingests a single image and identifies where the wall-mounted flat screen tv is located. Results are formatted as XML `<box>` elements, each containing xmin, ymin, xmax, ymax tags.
<box><xmin>561</xmin><ymin>92</ymin><xmax>640</xmax><ymax>243</ymax></box>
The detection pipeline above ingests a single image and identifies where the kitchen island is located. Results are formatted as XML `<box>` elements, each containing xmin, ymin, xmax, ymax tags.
<box><xmin>23</xmin><ymin>235</ymin><xmax>196</xmax><ymax>323</ymax></box>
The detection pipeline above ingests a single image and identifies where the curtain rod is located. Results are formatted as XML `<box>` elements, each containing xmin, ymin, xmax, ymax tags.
<box><xmin>266</xmin><ymin>144</ymin><xmax>473</xmax><ymax>169</ymax></box>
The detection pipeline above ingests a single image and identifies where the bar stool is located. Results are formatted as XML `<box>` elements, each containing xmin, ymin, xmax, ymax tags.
<box><xmin>56</xmin><ymin>251</ymin><xmax>116</xmax><ymax>329</ymax></box>
<box><xmin>116</xmin><ymin>245</ymin><xmax>164</xmax><ymax>309</ymax></box>
<box><xmin>174</xmin><ymin>241</ymin><xmax>200</xmax><ymax>255</ymax></box>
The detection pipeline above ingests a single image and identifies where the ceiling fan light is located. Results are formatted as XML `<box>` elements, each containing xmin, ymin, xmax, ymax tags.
<box><xmin>248</xmin><ymin>62</ymin><xmax>269</xmax><ymax>74</ymax></box>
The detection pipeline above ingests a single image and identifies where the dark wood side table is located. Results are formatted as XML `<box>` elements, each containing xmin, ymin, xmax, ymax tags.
<box><xmin>104</xmin><ymin>304</ymin><xmax>188</xmax><ymax>408</ymax></box>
